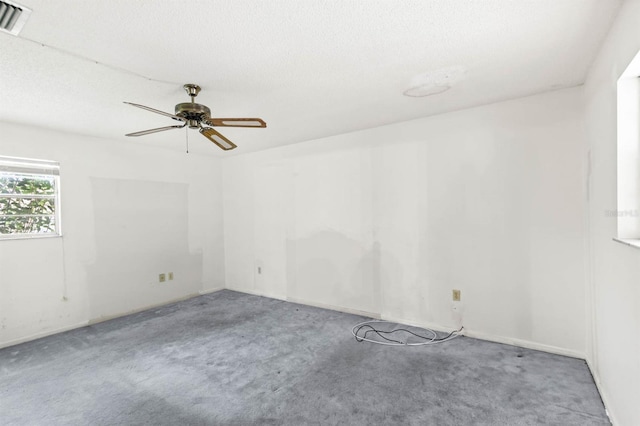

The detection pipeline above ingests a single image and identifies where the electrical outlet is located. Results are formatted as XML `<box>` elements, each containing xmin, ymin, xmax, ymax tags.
<box><xmin>168</xmin><ymin>272</ymin><xmax>174</xmax><ymax>280</ymax></box>
<box><xmin>452</xmin><ymin>289</ymin><xmax>461</xmax><ymax>301</ymax></box>
<box><xmin>159</xmin><ymin>273</ymin><xmax>166</xmax><ymax>283</ymax></box>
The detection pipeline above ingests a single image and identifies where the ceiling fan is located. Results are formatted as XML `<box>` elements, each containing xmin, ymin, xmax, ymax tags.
<box><xmin>124</xmin><ymin>84</ymin><xmax>266</xmax><ymax>151</ymax></box>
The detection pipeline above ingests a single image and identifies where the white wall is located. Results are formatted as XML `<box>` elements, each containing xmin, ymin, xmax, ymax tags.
<box><xmin>223</xmin><ymin>87</ymin><xmax>588</xmax><ymax>357</ymax></box>
<box><xmin>0</xmin><ymin>122</ymin><xmax>225</xmax><ymax>347</ymax></box>
<box><xmin>583</xmin><ymin>1</ymin><xmax>640</xmax><ymax>424</ymax></box>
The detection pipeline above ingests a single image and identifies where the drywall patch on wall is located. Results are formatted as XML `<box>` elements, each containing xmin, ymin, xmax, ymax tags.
<box><xmin>87</xmin><ymin>177</ymin><xmax>202</xmax><ymax>320</ymax></box>
<box><xmin>288</xmin><ymin>231</ymin><xmax>383</xmax><ymax>315</ymax></box>
<box><xmin>253</xmin><ymin>162</ymin><xmax>292</xmax><ymax>300</ymax></box>
<box><xmin>286</xmin><ymin>148</ymin><xmax>381</xmax><ymax>314</ymax></box>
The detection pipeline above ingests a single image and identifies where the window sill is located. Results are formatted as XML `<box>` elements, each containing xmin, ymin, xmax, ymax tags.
<box><xmin>612</xmin><ymin>237</ymin><xmax>640</xmax><ymax>249</ymax></box>
<box><xmin>0</xmin><ymin>234</ymin><xmax>62</xmax><ymax>242</ymax></box>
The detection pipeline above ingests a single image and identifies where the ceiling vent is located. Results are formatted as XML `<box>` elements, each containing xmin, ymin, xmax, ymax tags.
<box><xmin>0</xmin><ymin>0</ymin><xmax>31</xmax><ymax>36</ymax></box>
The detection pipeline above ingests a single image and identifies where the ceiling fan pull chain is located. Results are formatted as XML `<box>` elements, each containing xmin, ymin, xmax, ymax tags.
<box><xmin>186</xmin><ymin>126</ymin><xmax>189</xmax><ymax>154</ymax></box>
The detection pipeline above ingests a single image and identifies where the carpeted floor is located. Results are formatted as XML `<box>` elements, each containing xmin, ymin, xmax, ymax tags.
<box><xmin>0</xmin><ymin>290</ymin><xmax>609</xmax><ymax>425</ymax></box>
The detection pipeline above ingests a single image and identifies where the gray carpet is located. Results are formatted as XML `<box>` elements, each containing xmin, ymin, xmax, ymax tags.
<box><xmin>0</xmin><ymin>290</ymin><xmax>608</xmax><ymax>425</ymax></box>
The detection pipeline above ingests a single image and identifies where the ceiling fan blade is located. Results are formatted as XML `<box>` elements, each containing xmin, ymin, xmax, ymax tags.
<box><xmin>125</xmin><ymin>124</ymin><xmax>185</xmax><ymax>137</ymax></box>
<box><xmin>204</xmin><ymin>118</ymin><xmax>266</xmax><ymax>128</ymax></box>
<box><xmin>124</xmin><ymin>102</ymin><xmax>187</xmax><ymax>122</ymax></box>
<box><xmin>200</xmin><ymin>127</ymin><xmax>238</xmax><ymax>150</ymax></box>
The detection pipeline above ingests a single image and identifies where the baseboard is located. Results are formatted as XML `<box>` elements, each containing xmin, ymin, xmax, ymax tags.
<box><xmin>88</xmin><ymin>291</ymin><xmax>213</xmax><ymax>325</ymax></box>
<box><xmin>226</xmin><ymin>286</ymin><xmax>288</xmax><ymax>302</ymax></box>
<box><xmin>586</xmin><ymin>358</ymin><xmax>615</xmax><ymax>425</ymax></box>
<box><xmin>199</xmin><ymin>286</ymin><xmax>225</xmax><ymax>295</ymax></box>
<box><xmin>464</xmin><ymin>329</ymin><xmax>585</xmax><ymax>359</ymax></box>
<box><xmin>380</xmin><ymin>314</ymin><xmax>584</xmax><ymax>358</ymax></box>
<box><xmin>380</xmin><ymin>314</ymin><xmax>458</xmax><ymax>334</ymax></box>
<box><xmin>285</xmin><ymin>296</ymin><xmax>381</xmax><ymax>319</ymax></box>
<box><xmin>227</xmin><ymin>287</ymin><xmax>380</xmax><ymax>318</ymax></box>
<box><xmin>0</xmin><ymin>320</ymin><xmax>89</xmax><ymax>350</ymax></box>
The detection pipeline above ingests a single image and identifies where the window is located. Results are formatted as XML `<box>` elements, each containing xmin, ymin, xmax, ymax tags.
<box><xmin>0</xmin><ymin>156</ymin><xmax>61</xmax><ymax>239</ymax></box>
<box><xmin>614</xmin><ymin>48</ymin><xmax>640</xmax><ymax>248</ymax></box>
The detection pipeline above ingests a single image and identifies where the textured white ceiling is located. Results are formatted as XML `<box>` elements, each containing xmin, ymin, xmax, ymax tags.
<box><xmin>0</xmin><ymin>0</ymin><xmax>621</xmax><ymax>156</ymax></box>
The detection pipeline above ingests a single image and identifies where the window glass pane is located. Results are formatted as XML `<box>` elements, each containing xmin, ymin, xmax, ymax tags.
<box><xmin>0</xmin><ymin>173</ymin><xmax>56</xmax><ymax>195</ymax></box>
<box><xmin>0</xmin><ymin>215</ymin><xmax>56</xmax><ymax>235</ymax></box>
<box><xmin>0</xmin><ymin>196</ymin><xmax>56</xmax><ymax>215</ymax></box>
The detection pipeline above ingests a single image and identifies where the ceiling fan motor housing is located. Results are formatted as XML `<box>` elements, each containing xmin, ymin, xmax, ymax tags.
<box><xmin>175</xmin><ymin>102</ymin><xmax>211</xmax><ymax>128</ymax></box>
<box><xmin>175</xmin><ymin>84</ymin><xmax>210</xmax><ymax>128</ymax></box>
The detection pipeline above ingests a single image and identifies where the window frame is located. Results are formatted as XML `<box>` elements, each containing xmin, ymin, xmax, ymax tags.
<box><xmin>0</xmin><ymin>156</ymin><xmax>62</xmax><ymax>240</ymax></box>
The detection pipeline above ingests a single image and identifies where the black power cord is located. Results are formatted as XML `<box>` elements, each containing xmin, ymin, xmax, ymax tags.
<box><xmin>353</xmin><ymin>321</ymin><xmax>463</xmax><ymax>346</ymax></box>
